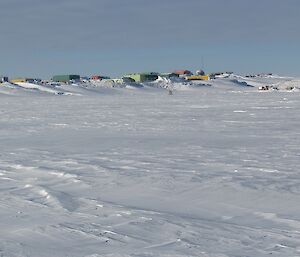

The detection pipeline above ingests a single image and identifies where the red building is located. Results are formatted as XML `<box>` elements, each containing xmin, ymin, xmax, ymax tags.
<box><xmin>91</xmin><ymin>75</ymin><xmax>111</xmax><ymax>80</ymax></box>
<box><xmin>173</xmin><ymin>70</ymin><xmax>192</xmax><ymax>75</ymax></box>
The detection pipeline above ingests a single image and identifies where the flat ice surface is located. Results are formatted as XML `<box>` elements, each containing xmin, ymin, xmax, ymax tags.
<box><xmin>0</xmin><ymin>80</ymin><xmax>300</xmax><ymax>256</ymax></box>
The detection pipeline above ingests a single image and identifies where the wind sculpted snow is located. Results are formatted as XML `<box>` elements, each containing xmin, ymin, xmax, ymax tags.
<box><xmin>0</xmin><ymin>79</ymin><xmax>300</xmax><ymax>257</ymax></box>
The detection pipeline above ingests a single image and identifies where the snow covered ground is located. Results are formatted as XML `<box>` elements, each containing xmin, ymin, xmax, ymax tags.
<box><xmin>0</xmin><ymin>76</ymin><xmax>300</xmax><ymax>257</ymax></box>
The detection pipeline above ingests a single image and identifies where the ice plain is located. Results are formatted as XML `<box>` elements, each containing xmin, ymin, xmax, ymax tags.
<box><xmin>0</xmin><ymin>76</ymin><xmax>300</xmax><ymax>257</ymax></box>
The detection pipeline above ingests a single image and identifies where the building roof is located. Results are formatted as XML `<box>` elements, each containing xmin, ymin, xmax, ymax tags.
<box><xmin>173</xmin><ymin>70</ymin><xmax>192</xmax><ymax>75</ymax></box>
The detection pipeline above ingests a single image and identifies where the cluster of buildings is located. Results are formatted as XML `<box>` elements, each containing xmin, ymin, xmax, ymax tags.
<box><xmin>245</xmin><ymin>73</ymin><xmax>273</xmax><ymax>78</ymax></box>
<box><xmin>1</xmin><ymin>69</ymin><xmax>222</xmax><ymax>86</ymax></box>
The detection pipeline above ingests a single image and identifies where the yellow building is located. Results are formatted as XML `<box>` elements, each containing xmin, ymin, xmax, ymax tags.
<box><xmin>186</xmin><ymin>75</ymin><xmax>209</xmax><ymax>81</ymax></box>
<box><xmin>10</xmin><ymin>78</ymin><xmax>34</xmax><ymax>83</ymax></box>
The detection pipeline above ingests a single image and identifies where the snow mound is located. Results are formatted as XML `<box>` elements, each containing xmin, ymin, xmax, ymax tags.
<box><xmin>277</xmin><ymin>79</ymin><xmax>300</xmax><ymax>91</ymax></box>
<box><xmin>90</xmin><ymin>79</ymin><xmax>143</xmax><ymax>89</ymax></box>
<box><xmin>15</xmin><ymin>82</ymin><xmax>70</xmax><ymax>95</ymax></box>
<box><xmin>229</xmin><ymin>79</ymin><xmax>254</xmax><ymax>87</ymax></box>
<box><xmin>146</xmin><ymin>76</ymin><xmax>211</xmax><ymax>91</ymax></box>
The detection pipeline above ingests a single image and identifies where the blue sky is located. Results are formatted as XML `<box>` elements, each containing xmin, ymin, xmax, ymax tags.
<box><xmin>0</xmin><ymin>0</ymin><xmax>299</xmax><ymax>78</ymax></box>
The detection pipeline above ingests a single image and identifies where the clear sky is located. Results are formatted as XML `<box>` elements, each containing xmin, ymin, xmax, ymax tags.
<box><xmin>0</xmin><ymin>0</ymin><xmax>299</xmax><ymax>78</ymax></box>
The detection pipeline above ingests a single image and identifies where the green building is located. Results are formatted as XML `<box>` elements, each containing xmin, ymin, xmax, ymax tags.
<box><xmin>52</xmin><ymin>75</ymin><xmax>80</xmax><ymax>83</ymax></box>
<box><xmin>123</xmin><ymin>73</ymin><xmax>159</xmax><ymax>83</ymax></box>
